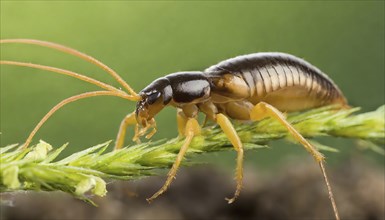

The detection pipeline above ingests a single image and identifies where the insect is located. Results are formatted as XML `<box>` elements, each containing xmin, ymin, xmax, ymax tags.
<box><xmin>1</xmin><ymin>39</ymin><xmax>347</xmax><ymax>220</ymax></box>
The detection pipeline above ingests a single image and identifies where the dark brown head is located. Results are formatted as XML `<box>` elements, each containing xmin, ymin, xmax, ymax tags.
<box><xmin>136</xmin><ymin>77</ymin><xmax>172</xmax><ymax>128</ymax></box>
<box><xmin>135</xmin><ymin>71</ymin><xmax>211</xmax><ymax>129</ymax></box>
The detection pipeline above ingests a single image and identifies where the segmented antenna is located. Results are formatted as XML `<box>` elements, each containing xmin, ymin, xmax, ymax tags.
<box><xmin>1</xmin><ymin>39</ymin><xmax>142</xmax><ymax>148</ymax></box>
<box><xmin>0</xmin><ymin>60</ymin><xmax>124</xmax><ymax>94</ymax></box>
<box><xmin>0</xmin><ymin>39</ymin><xmax>139</xmax><ymax>97</ymax></box>
<box><xmin>23</xmin><ymin>91</ymin><xmax>133</xmax><ymax>149</ymax></box>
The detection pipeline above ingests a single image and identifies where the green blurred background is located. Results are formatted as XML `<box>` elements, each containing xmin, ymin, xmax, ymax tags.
<box><xmin>1</xmin><ymin>1</ymin><xmax>384</xmax><ymax>168</ymax></box>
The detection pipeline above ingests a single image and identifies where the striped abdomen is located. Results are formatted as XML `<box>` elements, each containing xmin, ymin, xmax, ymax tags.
<box><xmin>204</xmin><ymin>53</ymin><xmax>347</xmax><ymax>112</ymax></box>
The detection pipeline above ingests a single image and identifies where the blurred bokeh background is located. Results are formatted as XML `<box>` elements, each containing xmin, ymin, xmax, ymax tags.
<box><xmin>1</xmin><ymin>1</ymin><xmax>384</xmax><ymax>220</ymax></box>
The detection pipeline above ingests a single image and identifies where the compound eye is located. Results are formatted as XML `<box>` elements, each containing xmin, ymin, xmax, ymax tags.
<box><xmin>147</xmin><ymin>91</ymin><xmax>161</xmax><ymax>105</ymax></box>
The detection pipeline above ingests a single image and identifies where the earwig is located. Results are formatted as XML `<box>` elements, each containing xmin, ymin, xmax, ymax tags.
<box><xmin>1</xmin><ymin>39</ymin><xmax>347</xmax><ymax>220</ymax></box>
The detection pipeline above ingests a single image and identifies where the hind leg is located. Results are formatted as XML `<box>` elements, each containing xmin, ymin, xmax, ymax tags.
<box><xmin>251</xmin><ymin>102</ymin><xmax>339</xmax><ymax>220</ymax></box>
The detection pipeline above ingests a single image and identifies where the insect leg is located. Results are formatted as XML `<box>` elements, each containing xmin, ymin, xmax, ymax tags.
<box><xmin>146</xmin><ymin>117</ymin><xmax>201</xmax><ymax>203</ymax></box>
<box><xmin>176</xmin><ymin>109</ymin><xmax>188</xmax><ymax>136</ymax></box>
<box><xmin>144</xmin><ymin>119</ymin><xmax>157</xmax><ymax>139</ymax></box>
<box><xmin>250</xmin><ymin>102</ymin><xmax>340</xmax><ymax>220</ymax></box>
<box><xmin>114</xmin><ymin>111</ymin><xmax>137</xmax><ymax>150</ymax></box>
<box><xmin>216</xmin><ymin>113</ymin><xmax>244</xmax><ymax>204</ymax></box>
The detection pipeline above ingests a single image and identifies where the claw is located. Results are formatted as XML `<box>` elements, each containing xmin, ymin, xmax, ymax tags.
<box><xmin>225</xmin><ymin>197</ymin><xmax>235</xmax><ymax>204</ymax></box>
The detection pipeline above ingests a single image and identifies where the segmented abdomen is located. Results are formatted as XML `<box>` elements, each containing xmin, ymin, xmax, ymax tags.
<box><xmin>205</xmin><ymin>53</ymin><xmax>347</xmax><ymax>110</ymax></box>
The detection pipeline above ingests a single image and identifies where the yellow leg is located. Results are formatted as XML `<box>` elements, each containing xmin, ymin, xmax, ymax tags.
<box><xmin>147</xmin><ymin>117</ymin><xmax>201</xmax><ymax>203</ymax></box>
<box><xmin>145</xmin><ymin>119</ymin><xmax>157</xmax><ymax>139</ymax></box>
<box><xmin>176</xmin><ymin>109</ymin><xmax>188</xmax><ymax>137</ymax></box>
<box><xmin>132</xmin><ymin>118</ymin><xmax>157</xmax><ymax>143</ymax></box>
<box><xmin>251</xmin><ymin>102</ymin><xmax>340</xmax><ymax>220</ymax></box>
<box><xmin>114</xmin><ymin>111</ymin><xmax>137</xmax><ymax>150</ymax></box>
<box><xmin>216</xmin><ymin>113</ymin><xmax>244</xmax><ymax>204</ymax></box>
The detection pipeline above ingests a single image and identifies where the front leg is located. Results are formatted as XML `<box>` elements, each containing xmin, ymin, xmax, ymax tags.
<box><xmin>114</xmin><ymin>111</ymin><xmax>137</xmax><ymax>150</ymax></box>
